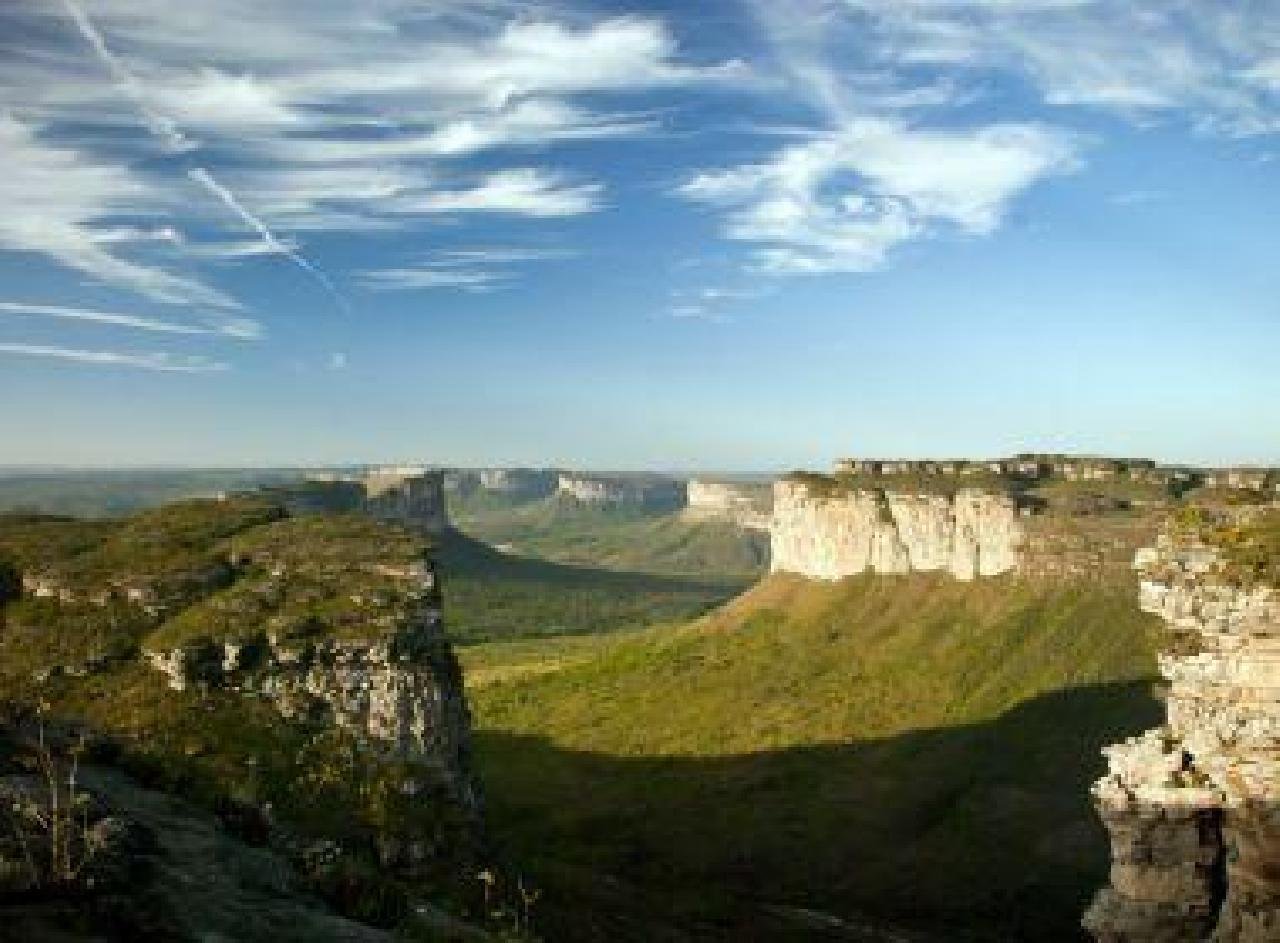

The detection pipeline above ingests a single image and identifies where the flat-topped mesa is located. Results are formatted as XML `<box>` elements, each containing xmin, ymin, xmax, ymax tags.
<box><xmin>682</xmin><ymin>479</ymin><xmax>772</xmax><ymax>531</ymax></box>
<box><xmin>477</xmin><ymin>467</ymin><xmax>557</xmax><ymax>499</ymax></box>
<box><xmin>290</xmin><ymin>466</ymin><xmax>449</xmax><ymax>534</ymax></box>
<box><xmin>361</xmin><ymin>466</ymin><xmax>448</xmax><ymax>533</ymax></box>
<box><xmin>556</xmin><ymin>473</ymin><xmax>686</xmax><ymax>511</ymax></box>
<box><xmin>142</xmin><ymin>513</ymin><xmax>477</xmax><ymax>812</ymax></box>
<box><xmin>1084</xmin><ymin>510</ymin><xmax>1280</xmax><ymax>943</ymax></box>
<box><xmin>833</xmin><ymin>454</ymin><xmax>1278</xmax><ymax>493</ymax></box>
<box><xmin>770</xmin><ymin>475</ymin><xmax>1023</xmax><ymax>581</ymax></box>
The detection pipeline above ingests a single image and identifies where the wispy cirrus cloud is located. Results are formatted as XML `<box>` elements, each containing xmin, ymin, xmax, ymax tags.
<box><xmin>835</xmin><ymin>0</ymin><xmax>1280</xmax><ymax>135</ymax></box>
<box><xmin>360</xmin><ymin>269</ymin><xmax>510</xmax><ymax>293</ymax></box>
<box><xmin>0</xmin><ymin>115</ymin><xmax>236</xmax><ymax>307</ymax></box>
<box><xmin>0</xmin><ymin>342</ymin><xmax>229</xmax><ymax>373</ymax></box>
<box><xmin>676</xmin><ymin>0</ymin><xmax>1280</xmax><ymax>277</ymax></box>
<box><xmin>403</xmin><ymin>169</ymin><xmax>604</xmax><ymax>218</ymax></box>
<box><xmin>0</xmin><ymin>0</ymin><xmax>743</xmax><ymax>339</ymax></box>
<box><xmin>0</xmin><ymin>300</ymin><xmax>260</xmax><ymax>339</ymax></box>
<box><xmin>360</xmin><ymin>244</ymin><xmax>573</xmax><ymax>293</ymax></box>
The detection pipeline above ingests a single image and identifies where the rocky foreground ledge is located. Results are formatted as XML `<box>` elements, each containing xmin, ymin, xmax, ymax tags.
<box><xmin>1084</xmin><ymin>511</ymin><xmax>1280</xmax><ymax>942</ymax></box>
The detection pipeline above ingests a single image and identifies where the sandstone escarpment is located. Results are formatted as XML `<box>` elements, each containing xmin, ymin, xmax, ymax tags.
<box><xmin>769</xmin><ymin>477</ymin><xmax>1023</xmax><ymax>581</ymax></box>
<box><xmin>1084</xmin><ymin>517</ymin><xmax>1280</xmax><ymax>942</ymax></box>
<box><xmin>556</xmin><ymin>473</ymin><xmax>685</xmax><ymax>510</ymax></box>
<box><xmin>682</xmin><ymin>479</ymin><xmax>771</xmax><ymax>531</ymax></box>
<box><xmin>289</xmin><ymin>467</ymin><xmax>449</xmax><ymax>534</ymax></box>
<box><xmin>141</xmin><ymin>513</ymin><xmax>480</xmax><ymax>825</ymax></box>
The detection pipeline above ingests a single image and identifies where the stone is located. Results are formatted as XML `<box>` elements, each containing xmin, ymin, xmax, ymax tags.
<box><xmin>1084</xmin><ymin>522</ymin><xmax>1280</xmax><ymax>941</ymax></box>
<box><xmin>769</xmin><ymin>479</ymin><xmax>1023</xmax><ymax>581</ymax></box>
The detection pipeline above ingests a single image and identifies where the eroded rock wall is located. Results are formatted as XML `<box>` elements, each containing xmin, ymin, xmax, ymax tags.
<box><xmin>682</xmin><ymin>480</ymin><xmax>771</xmax><ymax>530</ymax></box>
<box><xmin>144</xmin><ymin>563</ymin><xmax>478</xmax><ymax>815</ymax></box>
<box><xmin>769</xmin><ymin>480</ymin><xmax>1022</xmax><ymax>581</ymax></box>
<box><xmin>1084</xmin><ymin>535</ymin><xmax>1280</xmax><ymax>942</ymax></box>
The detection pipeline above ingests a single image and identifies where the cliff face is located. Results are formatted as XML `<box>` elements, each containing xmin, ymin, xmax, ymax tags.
<box><xmin>683</xmin><ymin>480</ymin><xmax>771</xmax><ymax>531</ymax></box>
<box><xmin>362</xmin><ymin>468</ymin><xmax>449</xmax><ymax>534</ymax></box>
<box><xmin>769</xmin><ymin>479</ymin><xmax>1023</xmax><ymax>581</ymax></box>
<box><xmin>1084</xmin><ymin>526</ymin><xmax>1280</xmax><ymax>942</ymax></box>
<box><xmin>147</xmin><ymin>590</ymin><xmax>477</xmax><ymax>810</ymax></box>
<box><xmin>139</xmin><ymin>512</ymin><xmax>482</xmax><ymax>862</ymax></box>
<box><xmin>556</xmin><ymin>474</ymin><xmax>685</xmax><ymax>510</ymax></box>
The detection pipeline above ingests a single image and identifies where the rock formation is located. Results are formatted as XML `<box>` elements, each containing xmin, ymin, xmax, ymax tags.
<box><xmin>361</xmin><ymin>467</ymin><xmax>449</xmax><ymax>534</ymax></box>
<box><xmin>477</xmin><ymin>467</ymin><xmax>557</xmax><ymax>499</ymax></box>
<box><xmin>141</xmin><ymin>513</ymin><xmax>481</xmax><ymax>833</ymax></box>
<box><xmin>769</xmin><ymin>477</ymin><xmax>1023</xmax><ymax>581</ymax></box>
<box><xmin>1084</xmin><ymin>518</ymin><xmax>1280</xmax><ymax>942</ymax></box>
<box><xmin>286</xmin><ymin>467</ymin><xmax>449</xmax><ymax>534</ymax></box>
<box><xmin>555</xmin><ymin>473</ymin><xmax>685</xmax><ymax>511</ymax></box>
<box><xmin>682</xmin><ymin>479</ymin><xmax>772</xmax><ymax>531</ymax></box>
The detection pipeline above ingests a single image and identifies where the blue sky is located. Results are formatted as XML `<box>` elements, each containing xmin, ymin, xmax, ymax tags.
<box><xmin>0</xmin><ymin>0</ymin><xmax>1277</xmax><ymax>469</ymax></box>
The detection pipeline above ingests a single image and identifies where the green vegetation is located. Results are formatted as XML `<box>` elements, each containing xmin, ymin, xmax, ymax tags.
<box><xmin>0</xmin><ymin>501</ymin><xmax>483</xmax><ymax>936</ymax></box>
<box><xmin>465</xmin><ymin>572</ymin><xmax>1162</xmax><ymax>940</ymax></box>
<box><xmin>453</xmin><ymin>494</ymin><xmax>769</xmax><ymax>578</ymax></box>
<box><xmin>1172</xmin><ymin>506</ymin><xmax>1280</xmax><ymax>588</ymax></box>
<box><xmin>784</xmin><ymin>469</ymin><xmax>1015</xmax><ymax>498</ymax></box>
<box><xmin>439</xmin><ymin>529</ymin><xmax>750</xmax><ymax>644</ymax></box>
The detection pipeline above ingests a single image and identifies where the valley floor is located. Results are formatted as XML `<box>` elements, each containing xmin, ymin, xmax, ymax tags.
<box><xmin>460</xmin><ymin>572</ymin><xmax>1163</xmax><ymax>942</ymax></box>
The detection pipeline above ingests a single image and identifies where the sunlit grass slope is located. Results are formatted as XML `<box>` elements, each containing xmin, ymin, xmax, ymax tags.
<box><xmin>466</xmin><ymin>572</ymin><xmax>1162</xmax><ymax>941</ymax></box>
<box><xmin>453</xmin><ymin>495</ymin><xmax>770</xmax><ymax>578</ymax></box>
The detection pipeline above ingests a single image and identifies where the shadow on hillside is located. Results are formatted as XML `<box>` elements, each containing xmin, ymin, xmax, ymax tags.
<box><xmin>474</xmin><ymin>680</ymin><xmax>1161</xmax><ymax>943</ymax></box>
<box><xmin>436</xmin><ymin>529</ymin><xmax>752</xmax><ymax>643</ymax></box>
<box><xmin>437</xmin><ymin>528</ymin><xmax>743</xmax><ymax>596</ymax></box>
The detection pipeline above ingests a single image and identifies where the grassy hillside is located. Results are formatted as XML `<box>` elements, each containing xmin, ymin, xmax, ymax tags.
<box><xmin>452</xmin><ymin>495</ymin><xmax>770</xmax><ymax>578</ymax></box>
<box><xmin>437</xmin><ymin>529</ymin><xmax>751</xmax><ymax>644</ymax></box>
<box><xmin>464</xmin><ymin>572</ymin><xmax>1163</xmax><ymax>941</ymax></box>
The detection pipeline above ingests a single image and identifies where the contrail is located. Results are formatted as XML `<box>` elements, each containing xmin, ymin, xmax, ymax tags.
<box><xmin>188</xmin><ymin>169</ymin><xmax>350</xmax><ymax>312</ymax></box>
<box><xmin>59</xmin><ymin>0</ymin><xmax>350</xmax><ymax>314</ymax></box>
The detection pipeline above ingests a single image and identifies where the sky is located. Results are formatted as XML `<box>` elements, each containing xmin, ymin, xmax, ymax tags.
<box><xmin>0</xmin><ymin>0</ymin><xmax>1277</xmax><ymax>470</ymax></box>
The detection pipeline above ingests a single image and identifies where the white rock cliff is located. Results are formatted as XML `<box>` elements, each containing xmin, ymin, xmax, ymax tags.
<box><xmin>769</xmin><ymin>478</ymin><xmax>1023</xmax><ymax>581</ymax></box>
<box><xmin>1084</xmin><ymin>531</ymin><xmax>1280</xmax><ymax>942</ymax></box>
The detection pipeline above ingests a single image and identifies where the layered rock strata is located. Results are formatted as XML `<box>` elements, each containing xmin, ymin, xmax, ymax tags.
<box><xmin>769</xmin><ymin>478</ymin><xmax>1022</xmax><ymax>581</ymax></box>
<box><xmin>144</xmin><ymin>560</ymin><xmax>478</xmax><ymax>814</ymax></box>
<box><xmin>683</xmin><ymin>479</ymin><xmax>772</xmax><ymax>530</ymax></box>
<box><xmin>556</xmin><ymin>474</ymin><xmax>685</xmax><ymax>510</ymax></box>
<box><xmin>1084</xmin><ymin>532</ymin><xmax>1280</xmax><ymax>942</ymax></box>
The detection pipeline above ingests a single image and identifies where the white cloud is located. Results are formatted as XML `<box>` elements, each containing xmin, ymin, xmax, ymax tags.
<box><xmin>680</xmin><ymin>117</ymin><xmax>1076</xmax><ymax>273</ymax></box>
<box><xmin>834</xmin><ymin>0</ymin><xmax>1280</xmax><ymax>135</ymax></box>
<box><xmin>359</xmin><ymin>268</ymin><xmax>510</xmax><ymax>293</ymax></box>
<box><xmin>0</xmin><ymin>342</ymin><xmax>229</xmax><ymax>372</ymax></box>
<box><xmin>1</xmin><ymin>5</ymin><xmax>738</xmax><ymax>245</ymax></box>
<box><xmin>402</xmin><ymin>169</ymin><xmax>604</xmax><ymax>217</ymax></box>
<box><xmin>0</xmin><ymin>115</ymin><xmax>236</xmax><ymax>306</ymax></box>
<box><xmin>0</xmin><ymin>300</ymin><xmax>260</xmax><ymax>339</ymax></box>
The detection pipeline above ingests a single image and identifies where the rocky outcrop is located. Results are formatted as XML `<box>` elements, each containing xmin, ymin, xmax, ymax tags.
<box><xmin>477</xmin><ymin>468</ymin><xmax>557</xmax><ymax>499</ymax></box>
<box><xmin>556</xmin><ymin>474</ymin><xmax>685</xmax><ymax>511</ymax></box>
<box><xmin>1084</xmin><ymin>529</ymin><xmax>1280</xmax><ymax>942</ymax></box>
<box><xmin>769</xmin><ymin>478</ymin><xmax>1023</xmax><ymax>581</ymax></box>
<box><xmin>294</xmin><ymin>467</ymin><xmax>449</xmax><ymax>534</ymax></box>
<box><xmin>362</xmin><ymin>468</ymin><xmax>448</xmax><ymax>534</ymax></box>
<box><xmin>682</xmin><ymin>480</ymin><xmax>772</xmax><ymax>531</ymax></box>
<box><xmin>144</xmin><ymin>560</ymin><xmax>478</xmax><ymax>816</ymax></box>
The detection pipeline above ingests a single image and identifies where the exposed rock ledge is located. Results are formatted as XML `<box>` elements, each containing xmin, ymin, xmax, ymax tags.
<box><xmin>1084</xmin><ymin>530</ymin><xmax>1280</xmax><ymax>942</ymax></box>
<box><xmin>144</xmin><ymin>603</ymin><xmax>477</xmax><ymax>813</ymax></box>
<box><xmin>769</xmin><ymin>479</ymin><xmax>1022</xmax><ymax>581</ymax></box>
